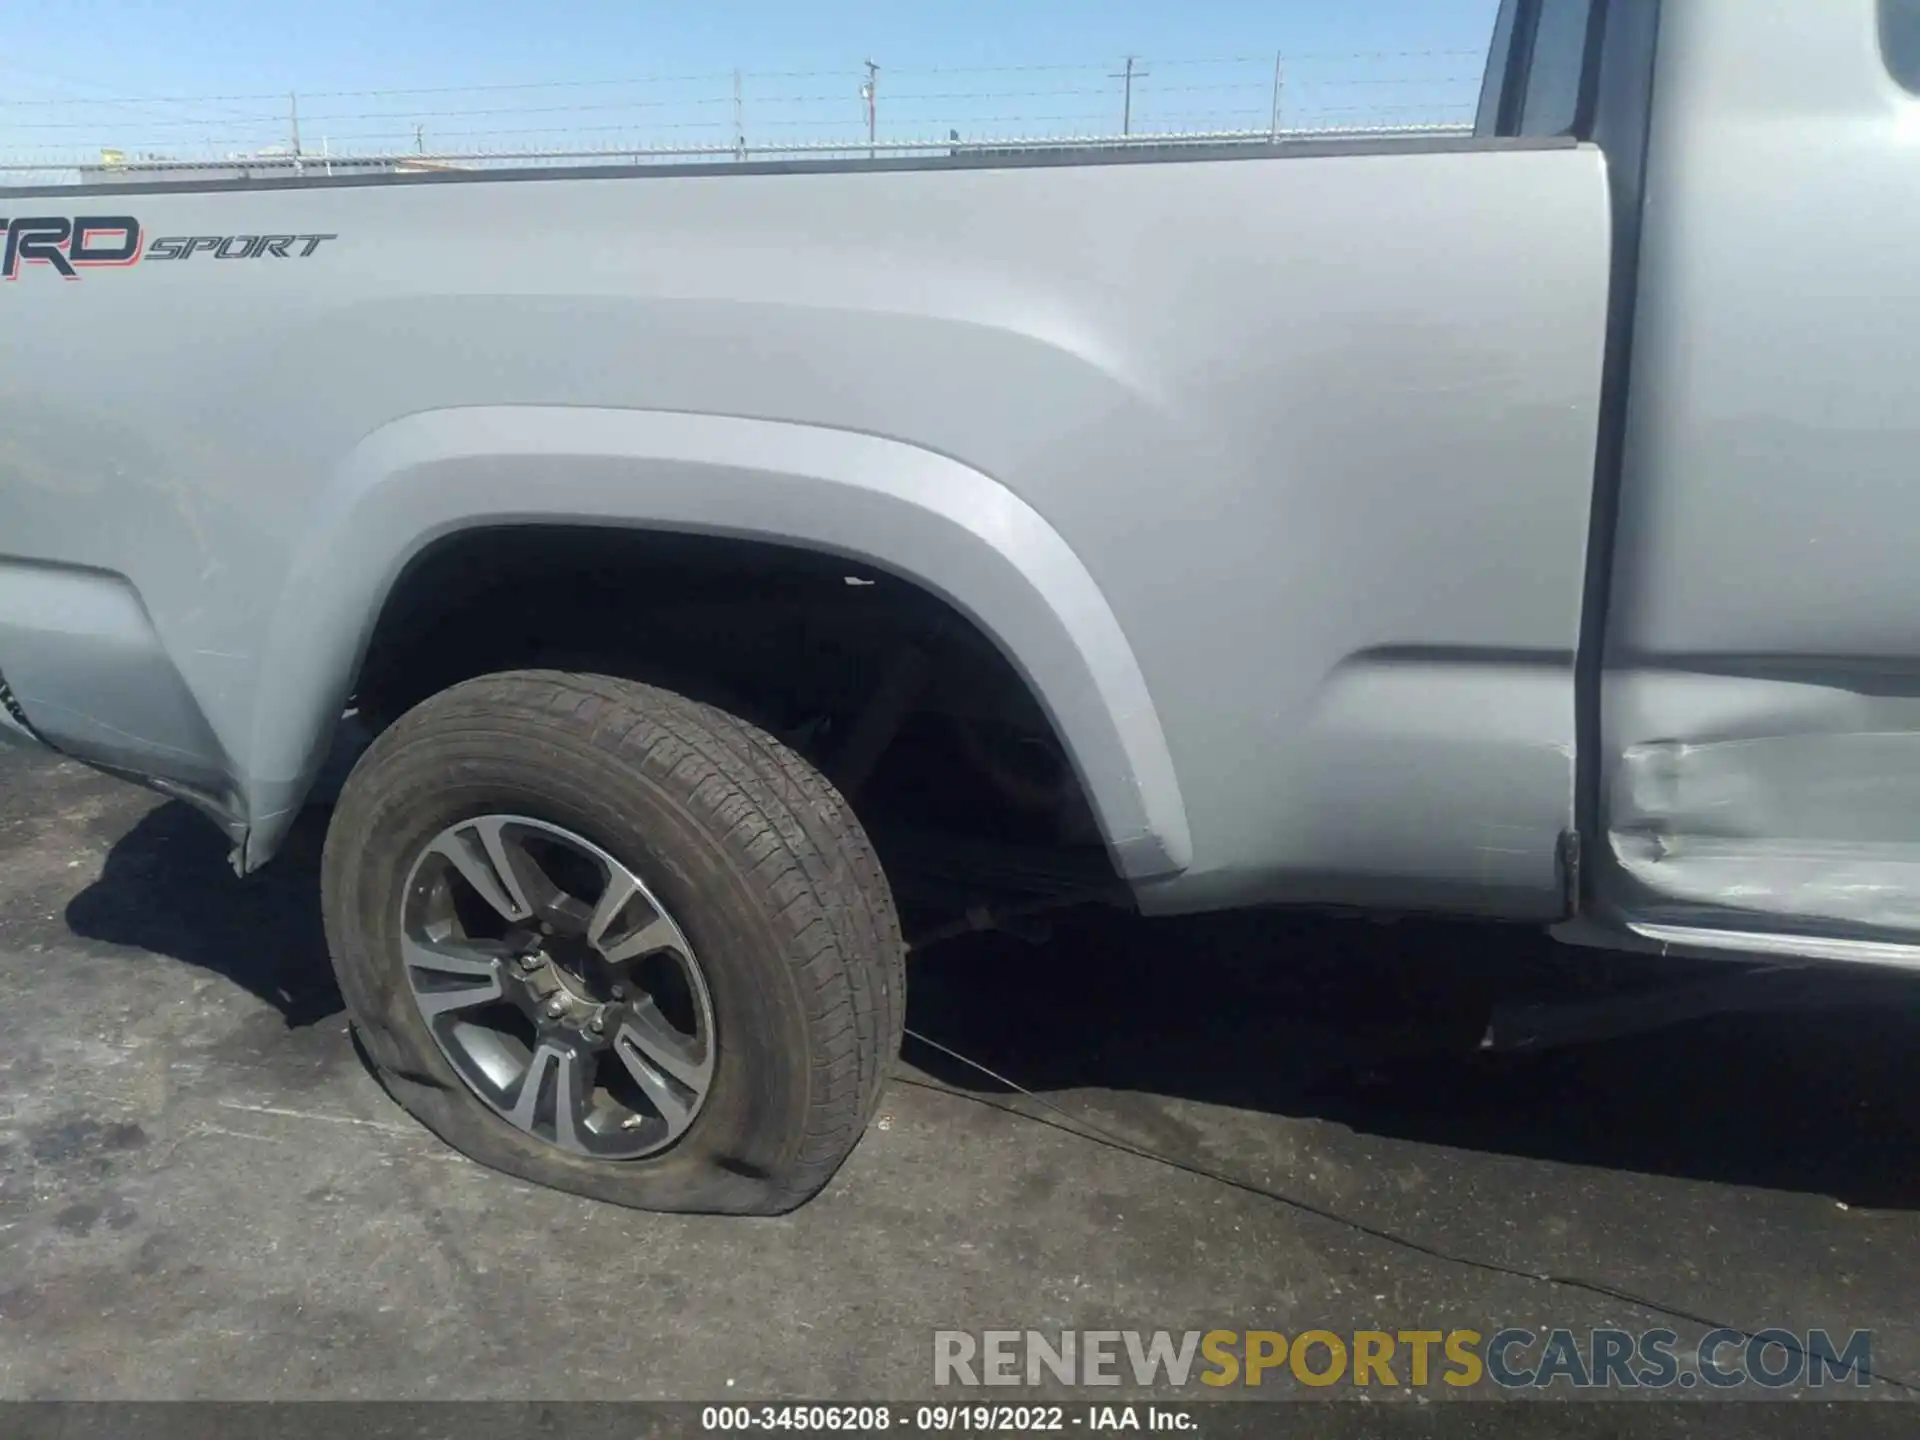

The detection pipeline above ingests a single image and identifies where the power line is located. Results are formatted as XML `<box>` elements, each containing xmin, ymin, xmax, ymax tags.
<box><xmin>870</xmin><ymin>49</ymin><xmax>1486</xmax><ymax>75</ymax></box>
<box><xmin>0</xmin><ymin>52</ymin><xmax>1486</xmax><ymax>107</ymax></box>
<box><xmin>0</xmin><ymin>75</ymin><xmax>1491</xmax><ymax>132</ymax></box>
<box><xmin>0</xmin><ymin>72</ymin><xmax>740</xmax><ymax>106</ymax></box>
<box><xmin>3</xmin><ymin>102</ymin><xmax>1477</xmax><ymax>149</ymax></box>
<box><xmin>1110</xmin><ymin>55</ymin><xmax>1148</xmax><ymax>135</ymax></box>
<box><xmin>0</xmin><ymin>47</ymin><xmax>1485</xmax><ymax>169</ymax></box>
<box><xmin>0</xmin><ymin>122</ymin><xmax>1484</xmax><ymax>172</ymax></box>
<box><xmin>0</xmin><ymin>61</ymin><xmax>273</xmax><ymax>127</ymax></box>
<box><xmin>3</xmin><ymin>110</ymin><xmax>1466</xmax><ymax>157</ymax></box>
<box><xmin>762</xmin><ymin>112</ymin><xmax>1113</xmax><ymax>129</ymax></box>
<box><xmin>861</xmin><ymin>59</ymin><xmax>879</xmax><ymax>157</ymax></box>
<box><xmin>295</xmin><ymin>97</ymin><xmax>736</xmax><ymax>122</ymax></box>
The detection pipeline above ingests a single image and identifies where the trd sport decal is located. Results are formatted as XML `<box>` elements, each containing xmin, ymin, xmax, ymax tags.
<box><xmin>0</xmin><ymin>216</ymin><xmax>337</xmax><ymax>280</ymax></box>
<box><xmin>147</xmin><ymin>234</ymin><xmax>338</xmax><ymax>261</ymax></box>
<box><xmin>1</xmin><ymin>217</ymin><xmax>140</xmax><ymax>279</ymax></box>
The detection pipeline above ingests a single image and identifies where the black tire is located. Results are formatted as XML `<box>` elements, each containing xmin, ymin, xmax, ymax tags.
<box><xmin>320</xmin><ymin>669</ymin><xmax>904</xmax><ymax>1214</ymax></box>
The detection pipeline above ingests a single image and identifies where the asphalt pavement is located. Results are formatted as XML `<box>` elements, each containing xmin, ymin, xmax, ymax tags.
<box><xmin>4</xmin><ymin>733</ymin><xmax>1920</xmax><ymax>1411</ymax></box>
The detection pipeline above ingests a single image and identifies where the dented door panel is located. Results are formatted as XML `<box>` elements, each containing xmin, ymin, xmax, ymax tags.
<box><xmin>1599</xmin><ymin>0</ymin><xmax>1920</xmax><ymax>940</ymax></box>
<box><xmin>1605</xmin><ymin>673</ymin><xmax>1920</xmax><ymax>933</ymax></box>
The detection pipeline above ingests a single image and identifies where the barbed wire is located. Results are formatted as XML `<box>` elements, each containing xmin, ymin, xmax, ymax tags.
<box><xmin>0</xmin><ymin>77</ymin><xmax>1483</xmax><ymax>131</ymax></box>
<box><xmin>0</xmin><ymin>50</ymin><xmax>1485</xmax><ymax>106</ymax></box>
<box><xmin>8</xmin><ymin>106</ymin><xmax>1470</xmax><ymax>146</ymax></box>
<box><xmin>9</xmin><ymin>108</ymin><xmax>1478</xmax><ymax>149</ymax></box>
<box><xmin>0</xmin><ymin>121</ymin><xmax>1481</xmax><ymax>175</ymax></box>
<box><xmin>0</xmin><ymin>46</ymin><xmax>1487</xmax><ymax>175</ymax></box>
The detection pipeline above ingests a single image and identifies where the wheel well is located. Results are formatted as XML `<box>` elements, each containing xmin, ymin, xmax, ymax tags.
<box><xmin>352</xmin><ymin>525</ymin><xmax>1123</xmax><ymax>913</ymax></box>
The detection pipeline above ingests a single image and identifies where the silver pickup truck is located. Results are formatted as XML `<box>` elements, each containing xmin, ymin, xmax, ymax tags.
<box><xmin>1</xmin><ymin>0</ymin><xmax>1913</xmax><ymax>1213</ymax></box>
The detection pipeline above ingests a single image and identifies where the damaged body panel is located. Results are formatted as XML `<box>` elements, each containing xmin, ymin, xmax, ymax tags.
<box><xmin>1593</xmin><ymin>0</ymin><xmax>1920</xmax><ymax>951</ymax></box>
<box><xmin>1606</xmin><ymin>675</ymin><xmax>1920</xmax><ymax>934</ymax></box>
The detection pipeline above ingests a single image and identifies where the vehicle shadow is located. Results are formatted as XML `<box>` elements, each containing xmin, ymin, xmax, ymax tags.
<box><xmin>904</xmin><ymin>906</ymin><xmax>1920</xmax><ymax>1212</ymax></box>
<box><xmin>63</xmin><ymin>799</ymin><xmax>345</xmax><ymax>1029</ymax></box>
<box><xmin>62</xmin><ymin>798</ymin><xmax>1920</xmax><ymax>1209</ymax></box>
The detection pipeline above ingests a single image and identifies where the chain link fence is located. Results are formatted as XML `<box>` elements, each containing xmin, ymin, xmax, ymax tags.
<box><xmin>0</xmin><ymin>50</ymin><xmax>1484</xmax><ymax>185</ymax></box>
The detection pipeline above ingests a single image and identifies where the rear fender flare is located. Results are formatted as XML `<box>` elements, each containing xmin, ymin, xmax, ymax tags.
<box><xmin>246</xmin><ymin>406</ymin><xmax>1192</xmax><ymax>883</ymax></box>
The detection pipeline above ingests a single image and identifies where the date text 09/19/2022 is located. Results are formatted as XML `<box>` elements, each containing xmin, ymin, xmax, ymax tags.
<box><xmin>701</xmin><ymin>1405</ymin><xmax>1191</xmax><ymax>1432</ymax></box>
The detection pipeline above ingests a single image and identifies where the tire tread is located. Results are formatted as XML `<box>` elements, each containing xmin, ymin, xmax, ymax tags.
<box><xmin>323</xmin><ymin>668</ymin><xmax>904</xmax><ymax>1213</ymax></box>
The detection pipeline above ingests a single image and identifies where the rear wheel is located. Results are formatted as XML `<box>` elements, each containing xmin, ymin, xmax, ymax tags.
<box><xmin>321</xmin><ymin>670</ymin><xmax>904</xmax><ymax>1214</ymax></box>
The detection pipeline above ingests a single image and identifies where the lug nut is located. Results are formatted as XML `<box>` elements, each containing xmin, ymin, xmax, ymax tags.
<box><xmin>540</xmin><ymin>922</ymin><xmax>554</xmax><ymax>936</ymax></box>
<box><xmin>519</xmin><ymin>953</ymin><xmax>543</xmax><ymax>972</ymax></box>
<box><xmin>545</xmin><ymin>998</ymin><xmax>566</xmax><ymax>1018</ymax></box>
<box><xmin>589</xmin><ymin>1014</ymin><xmax>605</xmax><ymax>1035</ymax></box>
<box><xmin>609</xmin><ymin>985</ymin><xmax>626</xmax><ymax>1001</ymax></box>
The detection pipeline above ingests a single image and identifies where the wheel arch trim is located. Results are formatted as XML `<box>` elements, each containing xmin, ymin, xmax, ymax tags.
<box><xmin>244</xmin><ymin>405</ymin><xmax>1192</xmax><ymax>883</ymax></box>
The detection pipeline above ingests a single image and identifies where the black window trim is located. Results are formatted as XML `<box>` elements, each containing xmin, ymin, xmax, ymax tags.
<box><xmin>1478</xmin><ymin>0</ymin><xmax>1616</xmax><ymax>140</ymax></box>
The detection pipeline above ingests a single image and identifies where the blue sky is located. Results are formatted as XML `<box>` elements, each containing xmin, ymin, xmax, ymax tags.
<box><xmin>0</xmin><ymin>0</ymin><xmax>1501</xmax><ymax>163</ymax></box>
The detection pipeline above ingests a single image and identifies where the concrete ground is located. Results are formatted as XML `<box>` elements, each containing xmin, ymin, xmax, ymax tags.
<box><xmin>4</xmin><ymin>733</ymin><xmax>1920</xmax><ymax>1405</ymax></box>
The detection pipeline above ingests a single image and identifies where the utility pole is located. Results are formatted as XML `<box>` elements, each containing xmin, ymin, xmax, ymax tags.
<box><xmin>733</xmin><ymin>68</ymin><xmax>746</xmax><ymax>159</ymax></box>
<box><xmin>414</xmin><ymin>122</ymin><xmax>425</xmax><ymax>155</ymax></box>
<box><xmin>1269</xmin><ymin>51</ymin><xmax>1284</xmax><ymax>140</ymax></box>
<box><xmin>861</xmin><ymin>59</ymin><xmax>879</xmax><ymax>158</ymax></box>
<box><xmin>1111</xmin><ymin>55</ymin><xmax>1148</xmax><ymax>137</ymax></box>
<box><xmin>289</xmin><ymin>91</ymin><xmax>302</xmax><ymax>171</ymax></box>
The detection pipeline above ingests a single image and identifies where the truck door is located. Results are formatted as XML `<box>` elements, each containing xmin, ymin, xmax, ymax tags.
<box><xmin>1594</xmin><ymin>0</ymin><xmax>1920</xmax><ymax>952</ymax></box>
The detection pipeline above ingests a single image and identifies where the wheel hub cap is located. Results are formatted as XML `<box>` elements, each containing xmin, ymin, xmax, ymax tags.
<box><xmin>399</xmin><ymin>815</ymin><xmax>717</xmax><ymax>1159</ymax></box>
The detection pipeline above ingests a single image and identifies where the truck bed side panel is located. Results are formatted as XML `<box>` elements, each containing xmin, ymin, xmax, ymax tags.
<box><xmin>0</xmin><ymin>146</ymin><xmax>1611</xmax><ymax>913</ymax></box>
